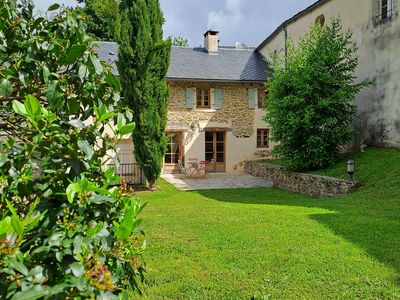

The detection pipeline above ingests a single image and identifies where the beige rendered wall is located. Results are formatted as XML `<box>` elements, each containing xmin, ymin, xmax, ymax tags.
<box><xmin>168</xmin><ymin>81</ymin><xmax>271</xmax><ymax>173</ymax></box>
<box><xmin>259</xmin><ymin>0</ymin><xmax>400</xmax><ymax>146</ymax></box>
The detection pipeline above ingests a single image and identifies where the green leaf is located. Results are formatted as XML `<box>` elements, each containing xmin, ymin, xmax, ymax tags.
<box><xmin>90</xmin><ymin>194</ymin><xmax>116</xmax><ymax>204</ymax></box>
<box><xmin>11</xmin><ymin>216</ymin><xmax>24</xmax><ymax>236</ymax></box>
<box><xmin>0</xmin><ymin>152</ymin><xmax>6</xmax><ymax>168</ymax></box>
<box><xmin>66</xmin><ymin>183</ymin><xmax>80</xmax><ymax>203</ymax></box>
<box><xmin>70</xmin><ymin>262</ymin><xmax>84</xmax><ymax>277</ymax></box>
<box><xmin>78</xmin><ymin>65</ymin><xmax>87</xmax><ymax>80</ymax></box>
<box><xmin>0</xmin><ymin>217</ymin><xmax>11</xmax><ymax>236</ymax></box>
<box><xmin>68</xmin><ymin>119</ymin><xmax>85</xmax><ymax>129</ymax></box>
<box><xmin>12</xmin><ymin>100</ymin><xmax>27</xmax><ymax>116</ymax></box>
<box><xmin>105</xmin><ymin>73</ymin><xmax>121</xmax><ymax>90</ymax></box>
<box><xmin>8</xmin><ymin>257</ymin><xmax>29</xmax><ymax>276</ymax></box>
<box><xmin>11</xmin><ymin>285</ymin><xmax>48</xmax><ymax>300</ymax></box>
<box><xmin>6</xmin><ymin>200</ymin><xmax>18</xmax><ymax>218</ymax></box>
<box><xmin>47</xmin><ymin>3</ymin><xmax>60</xmax><ymax>11</ymax></box>
<box><xmin>64</xmin><ymin>44</ymin><xmax>86</xmax><ymax>64</ymax></box>
<box><xmin>46</xmin><ymin>81</ymin><xmax>64</xmax><ymax>110</ymax></box>
<box><xmin>0</xmin><ymin>78</ymin><xmax>13</xmax><ymax>97</ymax></box>
<box><xmin>32</xmin><ymin>17</ymin><xmax>45</xmax><ymax>29</ymax></box>
<box><xmin>78</xmin><ymin>140</ymin><xmax>94</xmax><ymax>160</ymax></box>
<box><xmin>118</xmin><ymin>123</ymin><xmax>135</xmax><ymax>135</ymax></box>
<box><xmin>25</xmin><ymin>210</ymin><xmax>47</xmax><ymax>232</ymax></box>
<box><xmin>90</xmin><ymin>54</ymin><xmax>103</xmax><ymax>75</ymax></box>
<box><xmin>24</xmin><ymin>95</ymin><xmax>41</xmax><ymax>121</ymax></box>
<box><xmin>99</xmin><ymin>112</ymin><xmax>115</xmax><ymax>122</ymax></box>
<box><xmin>42</xmin><ymin>66</ymin><xmax>50</xmax><ymax>83</ymax></box>
<box><xmin>73</xmin><ymin>235</ymin><xmax>83</xmax><ymax>255</ymax></box>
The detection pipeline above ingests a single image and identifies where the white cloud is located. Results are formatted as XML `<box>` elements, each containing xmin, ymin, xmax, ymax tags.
<box><xmin>207</xmin><ymin>0</ymin><xmax>244</xmax><ymax>32</ymax></box>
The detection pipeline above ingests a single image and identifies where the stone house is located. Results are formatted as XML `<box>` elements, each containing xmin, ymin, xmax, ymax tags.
<box><xmin>97</xmin><ymin>30</ymin><xmax>271</xmax><ymax>174</ymax></box>
<box><xmin>257</xmin><ymin>0</ymin><xmax>400</xmax><ymax>147</ymax></box>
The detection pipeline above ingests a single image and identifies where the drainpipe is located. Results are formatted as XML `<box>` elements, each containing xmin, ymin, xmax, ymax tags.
<box><xmin>283</xmin><ymin>25</ymin><xmax>288</xmax><ymax>66</ymax></box>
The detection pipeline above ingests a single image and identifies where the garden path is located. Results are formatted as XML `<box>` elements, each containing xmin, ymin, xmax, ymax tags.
<box><xmin>161</xmin><ymin>173</ymin><xmax>273</xmax><ymax>190</ymax></box>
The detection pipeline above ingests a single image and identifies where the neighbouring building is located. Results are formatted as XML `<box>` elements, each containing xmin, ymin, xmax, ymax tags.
<box><xmin>97</xmin><ymin>30</ymin><xmax>271</xmax><ymax>174</ymax></box>
<box><xmin>257</xmin><ymin>0</ymin><xmax>400</xmax><ymax>147</ymax></box>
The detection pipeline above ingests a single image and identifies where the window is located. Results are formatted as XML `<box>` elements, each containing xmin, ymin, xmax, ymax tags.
<box><xmin>377</xmin><ymin>0</ymin><xmax>394</xmax><ymax>22</ymax></box>
<box><xmin>257</xmin><ymin>129</ymin><xmax>270</xmax><ymax>148</ymax></box>
<box><xmin>196</xmin><ymin>88</ymin><xmax>211</xmax><ymax>109</ymax></box>
<box><xmin>258</xmin><ymin>88</ymin><xmax>267</xmax><ymax>109</ymax></box>
<box><xmin>164</xmin><ymin>133</ymin><xmax>181</xmax><ymax>164</ymax></box>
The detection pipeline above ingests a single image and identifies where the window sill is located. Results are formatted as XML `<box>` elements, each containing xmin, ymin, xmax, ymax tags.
<box><xmin>193</xmin><ymin>108</ymin><xmax>218</xmax><ymax>112</ymax></box>
<box><xmin>374</xmin><ymin>15</ymin><xmax>395</xmax><ymax>26</ymax></box>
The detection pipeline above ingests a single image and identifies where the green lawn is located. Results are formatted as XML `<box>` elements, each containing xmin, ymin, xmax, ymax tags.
<box><xmin>136</xmin><ymin>148</ymin><xmax>400</xmax><ymax>299</ymax></box>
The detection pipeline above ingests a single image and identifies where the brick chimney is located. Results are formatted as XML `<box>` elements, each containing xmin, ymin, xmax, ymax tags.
<box><xmin>204</xmin><ymin>30</ymin><xmax>219</xmax><ymax>54</ymax></box>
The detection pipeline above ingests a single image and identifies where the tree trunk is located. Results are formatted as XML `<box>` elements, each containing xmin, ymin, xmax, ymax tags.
<box><xmin>148</xmin><ymin>177</ymin><xmax>157</xmax><ymax>191</ymax></box>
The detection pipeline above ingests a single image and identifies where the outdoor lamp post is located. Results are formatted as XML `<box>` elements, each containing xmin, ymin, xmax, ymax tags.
<box><xmin>347</xmin><ymin>157</ymin><xmax>355</xmax><ymax>181</ymax></box>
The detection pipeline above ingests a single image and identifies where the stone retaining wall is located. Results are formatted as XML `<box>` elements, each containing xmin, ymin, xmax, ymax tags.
<box><xmin>244</xmin><ymin>161</ymin><xmax>360</xmax><ymax>197</ymax></box>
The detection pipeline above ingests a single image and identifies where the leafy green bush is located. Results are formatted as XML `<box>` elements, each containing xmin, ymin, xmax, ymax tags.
<box><xmin>0</xmin><ymin>1</ymin><xmax>145</xmax><ymax>298</ymax></box>
<box><xmin>265</xmin><ymin>19</ymin><xmax>369</xmax><ymax>171</ymax></box>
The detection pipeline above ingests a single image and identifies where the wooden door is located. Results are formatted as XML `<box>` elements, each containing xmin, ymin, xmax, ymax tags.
<box><xmin>164</xmin><ymin>132</ymin><xmax>182</xmax><ymax>173</ymax></box>
<box><xmin>205</xmin><ymin>131</ymin><xmax>226</xmax><ymax>172</ymax></box>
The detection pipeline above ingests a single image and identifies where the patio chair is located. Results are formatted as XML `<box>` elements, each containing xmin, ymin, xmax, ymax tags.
<box><xmin>178</xmin><ymin>160</ymin><xmax>190</xmax><ymax>177</ymax></box>
<box><xmin>197</xmin><ymin>161</ymin><xmax>210</xmax><ymax>179</ymax></box>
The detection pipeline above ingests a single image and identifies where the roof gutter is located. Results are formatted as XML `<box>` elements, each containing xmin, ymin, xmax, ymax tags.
<box><xmin>167</xmin><ymin>78</ymin><xmax>266</xmax><ymax>84</ymax></box>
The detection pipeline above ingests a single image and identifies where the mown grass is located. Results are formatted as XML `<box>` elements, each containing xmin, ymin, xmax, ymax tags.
<box><xmin>136</xmin><ymin>148</ymin><xmax>400</xmax><ymax>299</ymax></box>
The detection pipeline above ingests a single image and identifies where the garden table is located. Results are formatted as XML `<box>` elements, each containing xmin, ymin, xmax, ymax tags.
<box><xmin>187</xmin><ymin>160</ymin><xmax>209</xmax><ymax>179</ymax></box>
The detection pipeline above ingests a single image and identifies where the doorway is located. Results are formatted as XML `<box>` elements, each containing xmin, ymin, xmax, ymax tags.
<box><xmin>164</xmin><ymin>132</ymin><xmax>182</xmax><ymax>173</ymax></box>
<box><xmin>205</xmin><ymin>130</ymin><xmax>226</xmax><ymax>172</ymax></box>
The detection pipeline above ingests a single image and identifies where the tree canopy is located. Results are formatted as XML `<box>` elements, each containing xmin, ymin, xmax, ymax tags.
<box><xmin>171</xmin><ymin>36</ymin><xmax>189</xmax><ymax>47</ymax></box>
<box><xmin>74</xmin><ymin>0</ymin><xmax>120</xmax><ymax>41</ymax></box>
<box><xmin>265</xmin><ymin>19</ymin><xmax>369</xmax><ymax>171</ymax></box>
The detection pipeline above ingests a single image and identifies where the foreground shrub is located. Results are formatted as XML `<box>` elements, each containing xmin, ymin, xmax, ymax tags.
<box><xmin>0</xmin><ymin>1</ymin><xmax>144</xmax><ymax>298</ymax></box>
<box><xmin>265</xmin><ymin>19</ymin><xmax>369</xmax><ymax>171</ymax></box>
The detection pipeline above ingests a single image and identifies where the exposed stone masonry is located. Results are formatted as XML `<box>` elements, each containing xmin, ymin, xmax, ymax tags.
<box><xmin>245</xmin><ymin>160</ymin><xmax>360</xmax><ymax>197</ymax></box>
<box><xmin>168</xmin><ymin>81</ymin><xmax>263</xmax><ymax>137</ymax></box>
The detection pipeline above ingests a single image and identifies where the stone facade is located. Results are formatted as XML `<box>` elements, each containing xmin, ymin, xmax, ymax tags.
<box><xmin>168</xmin><ymin>81</ymin><xmax>263</xmax><ymax>137</ymax></box>
<box><xmin>244</xmin><ymin>160</ymin><xmax>360</xmax><ymax>197</ymax></box>
<box><xmin>166</xmin><ymin>80</ymin><xmax>271</xmax><ymax>173</ymax></box>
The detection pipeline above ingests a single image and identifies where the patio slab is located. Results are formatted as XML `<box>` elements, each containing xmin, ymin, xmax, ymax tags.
<box><xmin>161</xmin><ymin>173</ymin><xmax>273</xmax><ymax>191</ymax></box>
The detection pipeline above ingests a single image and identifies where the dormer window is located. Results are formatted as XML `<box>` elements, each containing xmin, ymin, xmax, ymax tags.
<box><xmin>376</xmin><ymin>0</ymin><xmax>394</xmax><ymax>23</ymax></box>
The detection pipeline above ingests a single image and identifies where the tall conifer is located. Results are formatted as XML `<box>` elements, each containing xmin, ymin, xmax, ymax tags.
<box><xmin>118</xmin><ymin>0</ymin><xmax>171</xmax><ymax>188</ymax></box>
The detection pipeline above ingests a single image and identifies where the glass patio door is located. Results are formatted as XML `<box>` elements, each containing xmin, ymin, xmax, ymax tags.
<box><xmin>164</xmin><ymin>132</ymin><xmax>182</xmax><ymax>173</ymax></box>
<box><xmin>205</xmin><ymin>131</ymin><xmax>226</xmax><ymax>172</ymax></box>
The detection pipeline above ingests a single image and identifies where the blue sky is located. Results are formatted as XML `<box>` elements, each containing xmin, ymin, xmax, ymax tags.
<box><xmin>33</xmin><ymin>0</ymin><xmax>316</xmax><ymax>47</ymax></box>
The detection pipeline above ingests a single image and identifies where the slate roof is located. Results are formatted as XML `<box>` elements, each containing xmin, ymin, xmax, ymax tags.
<box><xmin>169</xmin><ymin>46</ymin><xmax>269</xmax><ymax>82</ymax></box>
<box><xmin>95</xmin><ymin>42</ymin><xmax>270</xmax><ymax>82</ymax></box>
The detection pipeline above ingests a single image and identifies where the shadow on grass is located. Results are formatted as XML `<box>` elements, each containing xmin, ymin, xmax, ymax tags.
<box><xmin>195</xmin><ymin>186</ymin><xmax>400</xmax><ymax>277</ymax></box>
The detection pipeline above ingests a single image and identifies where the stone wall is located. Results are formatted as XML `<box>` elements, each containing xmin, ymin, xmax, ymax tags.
<box><xmin>244</xmin><ymin>160</ymin><xmax>360</xmax><ymax>197</ymax></box>
<box><xmin>168</xmin><ymin>81</ymin><xmax>263</xmax><ymax>137</ymax></box>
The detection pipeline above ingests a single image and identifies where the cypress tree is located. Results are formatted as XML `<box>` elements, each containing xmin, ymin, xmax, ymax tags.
<box><xmin>118</xmin><ymin>0</ymin><xmax>171</xmax><ymax>188</ymax></box>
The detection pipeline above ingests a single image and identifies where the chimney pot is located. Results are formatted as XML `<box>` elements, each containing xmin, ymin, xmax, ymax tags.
<box><xmin>204</xmin><ymin>30</ymin><xmax>219</xmax><ymax>54</ymax></box>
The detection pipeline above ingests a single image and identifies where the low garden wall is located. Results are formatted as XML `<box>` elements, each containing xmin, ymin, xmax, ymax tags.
<box><xmin>244</xmin><ymin>161</ymin><xmax>360</xmax><ymax>197</ymax></box>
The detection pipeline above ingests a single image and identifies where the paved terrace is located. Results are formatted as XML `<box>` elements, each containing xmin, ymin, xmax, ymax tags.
<box><xmin>161</xmin><ymin>173</ymin><xmax>273</xmax><ymax>191</ymax></box>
